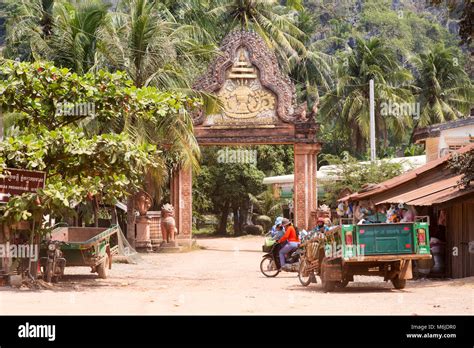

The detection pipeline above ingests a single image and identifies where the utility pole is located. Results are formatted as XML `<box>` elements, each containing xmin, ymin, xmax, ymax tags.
<box><xmin>369</xmin><ymin>79</ymin><xmax>376</xmax><ymax>161</ymax></box>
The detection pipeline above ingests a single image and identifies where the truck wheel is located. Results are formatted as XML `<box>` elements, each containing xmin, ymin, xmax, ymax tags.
<box><xmin>322</xmin><ymin>278</ymin><xmax>336</xmax><ymax>292</ymax></box>
<box><xmin>97</xmin><ymin>255</ymin><xmax>109</xmax><ymax>279</ymax></box>
<box><xmin>336</xmin><ymin>279</ymin><xmax>350</xmax><ymax>288</ymax></box>
<box><xmin>391</xmin><ymin>276</ymin><xmax>406</xmax><ymax>289</ymax></box>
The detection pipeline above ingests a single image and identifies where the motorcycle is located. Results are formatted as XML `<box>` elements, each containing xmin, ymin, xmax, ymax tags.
<box><xmin>40</xmin><ymin>240</ymin><xmax>66</xmax><ymax>283</ymax></box>
<box><xmin>260</xmin><ymin>240</ymin><xmax>303</xmax><ymax>277</ymax></box>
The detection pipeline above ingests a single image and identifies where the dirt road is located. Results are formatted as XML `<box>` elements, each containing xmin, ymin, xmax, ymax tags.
<box><xmin>0</xmin><ymin>236</ymin><xmax>472</xmax><ymax>315</ymax></box>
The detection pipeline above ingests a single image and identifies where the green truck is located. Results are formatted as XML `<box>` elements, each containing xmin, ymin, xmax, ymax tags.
<box><xmin>298</xmin><ymin>218</ymin><xmax>432</xmax><ymax>292</ymax></box>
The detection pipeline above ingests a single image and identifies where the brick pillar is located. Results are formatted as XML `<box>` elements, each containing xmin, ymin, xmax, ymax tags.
<box><xmin>171</xmin><ymin>166</ymin><xmax>193</xmax><ymax>245</ymax></box>
<box><xmin>294</xmin><ymin>143</ymin><xmax>320</xmax><ymax>230</ymax></box>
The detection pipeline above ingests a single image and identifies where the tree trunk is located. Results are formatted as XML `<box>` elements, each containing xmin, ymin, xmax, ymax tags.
<box><xmin>217</xmin><ymin>201</ymin><xmax>230</xmax><ymax>235</ymax></box>
<box><xmin>233</xmin><ymin>205</ymin><xmax>241</xmax><ymax>236</ymax></box>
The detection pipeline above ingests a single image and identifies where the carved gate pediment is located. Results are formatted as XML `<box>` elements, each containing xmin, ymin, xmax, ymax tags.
<box><xmin>193</xmin><ymin>30</ymin><xmax>317</xmax><ymax>144</ymax></box>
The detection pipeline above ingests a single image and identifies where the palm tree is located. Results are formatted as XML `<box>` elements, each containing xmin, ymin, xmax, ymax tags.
<box><xmin>412</xmin><ymin>44</ymin><xmax>473</xmax><ymax>128</ymax></box>
<box><xmin>2</xmin><ymin>0</ymin><xmax>55</xmax><ymax>61</ymax></box>
<box><xmin>96</xmin><ymin>0</ymin><xmax>203</xmax><ymax>239</ymax></box>
<box><xmin>4</xmin><ymin>0</ymin><xmax>109</xmax><ymax>73</ymax></box>
<box><xmin>49</xmin><ymin>0</ymin><xmax>109</xmax><ymax>73</ymax></box>
<box><xmin>319</xmin><ymin>37</ymin><xmax>414</xmax><ymax>155</ymax></box>
<box><xmin>208</xmin><ymin>0</ymin><xmax>306</xmax><ymax>72</ymax></box>
<box><xmin>249</xmin><ymin>190</ymin><xmax>281</xmax><ymax>231</ymax></box>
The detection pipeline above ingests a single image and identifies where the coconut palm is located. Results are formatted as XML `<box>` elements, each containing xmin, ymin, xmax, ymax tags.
<box><xmin>49</xmin><ymin>0</ymin><xmax>109</xmax><ymax>73</ymax></box>
<box><xmin>2</xmin><ymin>0</ymin><xmax>55</xmax><ymax>61</ymax></box>
<box><xmin>4</xmin><ymin>0</ymin><xmax>109</xmax><ymax>73</ymax></box>
<box><xmin>319</xmin><ymin>37</ymin><xmax>414</xmax><ymax>155</ymax></box>
<box><xmin>412</xmin><ymin>44</ymin><xmax>473</xmax><ymax>128</ymax></box>
<box><xmin>208</xmin><ymin>0</ymin><xmax>306</xmax><ymax>71</ymax></box>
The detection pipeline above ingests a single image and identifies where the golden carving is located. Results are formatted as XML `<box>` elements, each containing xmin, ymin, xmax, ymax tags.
<box><xmin>218</xmin><ymin>48</ymin><xmax>276</xmax><ymax>120</ymax></box>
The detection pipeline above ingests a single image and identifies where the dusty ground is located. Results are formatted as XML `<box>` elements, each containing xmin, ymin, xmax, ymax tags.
<box><xmin>0</xmin><ymin>236</ymin><xmax>472</xmax><ymax>315</ymax></box>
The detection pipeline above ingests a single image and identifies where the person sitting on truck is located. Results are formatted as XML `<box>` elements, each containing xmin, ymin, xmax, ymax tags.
<box><xmin>315</xmin><ymin>217</ymin><xmax>329</xmax><ymax>233</ymax></box>
<box><xmin>278</xmin><ymin>218</ymin><xmax>300</xmax><ymax>271</ymax></box>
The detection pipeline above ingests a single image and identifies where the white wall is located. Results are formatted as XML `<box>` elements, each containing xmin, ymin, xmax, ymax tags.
<box><xmin>438</xmin><ymin>125</ymin><xmax>474</xmax><ymax>151</ymax></box>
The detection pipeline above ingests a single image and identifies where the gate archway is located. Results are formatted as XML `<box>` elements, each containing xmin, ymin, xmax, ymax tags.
<box><xmin>171</xmin><ymin>31</ymin><xmax>321</xmax><ymax>244</ymax></box>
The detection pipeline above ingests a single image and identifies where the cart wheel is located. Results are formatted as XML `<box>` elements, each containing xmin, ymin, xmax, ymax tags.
<box><xmin>260</xmin><ymin>256</ymin><xmax>280</xmax><ymax>277</ymax></box>
<box><xmin>298</xmin><ymin>259</ymin><xmax>313</xmax><ymax>286</ymax></box>
<box><xmin>97</xmin><ymin>255</ymin><xmax>109</xmax><ymax>279</ymax></box>
<box><xmin>391</xmin><ymin>276</ymin><xmax>406</xmax><ymax>289</ymax></box>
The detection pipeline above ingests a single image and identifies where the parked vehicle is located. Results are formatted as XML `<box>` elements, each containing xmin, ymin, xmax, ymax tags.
<box><xmin>298</xmin><ymin>217</ymin><xmax>432</xmax><ymax>292</ymax></box>
<box><xmin>40</xmin><ymin>240</ymin><xmax>66</xmax><ymax>283</ymax></box>
<box><xmin>260</xmin><ymin>240</ymin><xmax>302</xmax><ymax>277</ymax></box>
<box><xmin>40</xmin><ymin>225</ymin><xmax>120</xmax><ymax>280</ymax></box>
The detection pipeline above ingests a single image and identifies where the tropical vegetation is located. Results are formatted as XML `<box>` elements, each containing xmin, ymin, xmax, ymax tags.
<box><xmin>0</xmin><ymin>0</ymin><xmax>472</xmax><ymax>236</ymax></box>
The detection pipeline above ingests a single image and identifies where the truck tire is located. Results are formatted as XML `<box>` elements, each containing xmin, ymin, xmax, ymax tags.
<box><xmin>391</xmin><ymin>276</ymin><xmax>406</xmax><ymax>289</ymax></box>
<box><xmin>320</xmin><ymin>258</ymin><xmax>340</xmax><ymax>292</ymax></box>
<box><xmin>336</xmin><ymin>279</ymin><xmax>350</xmax><ymax>288</ymax></box>
<box><xmin>97</xmin><ymin>255</ymin><xmax>109</xmax><ymax>279</ymax></box>
<box><xmin>322</xmin><ymin>278</ymin><xmax>336</xmax><ymax>292</ymax></box>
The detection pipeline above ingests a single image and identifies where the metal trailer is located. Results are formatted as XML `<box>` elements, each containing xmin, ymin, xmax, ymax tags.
<box><xmin>40</xmin><ymin>225</ymin><xmax>120</xmax><ymax>281</ymax></box>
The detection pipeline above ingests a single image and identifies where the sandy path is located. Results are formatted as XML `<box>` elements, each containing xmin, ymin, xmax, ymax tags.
<box><xmin>0</xmin><ymin>236</ymin><xmax>472</xmax><ymax>315</ymax></box>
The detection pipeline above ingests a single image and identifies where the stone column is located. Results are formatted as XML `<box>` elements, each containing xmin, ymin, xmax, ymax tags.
<box><xmin>293</xmin><ymin>143</ymin><xmax>320</xmax><ymax>230</ymax></box>
<box><xmin>171</xmin><ymin>166</ymin><xmax>193</xmax><ymax>246</ymax></box>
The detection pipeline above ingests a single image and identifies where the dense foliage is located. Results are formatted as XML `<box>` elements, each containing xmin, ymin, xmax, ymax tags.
<box><xmin>321</xmin><ymin>152</ymin><xmax>405</xmax><ymax>204</ymax></box>
<box><xmin>0</xmin><ymin>0</ymin><xmax>472</xmax><ymax>235</ymax></box>
<box><xmin>449</xmin><ymin>149</ymin><xmax>474</xmax><ymax>189</ymax></box>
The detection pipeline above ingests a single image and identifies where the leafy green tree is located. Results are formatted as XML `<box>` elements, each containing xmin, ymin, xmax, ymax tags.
<box><xmin>0</xmin><ymin>59</ymin><xmax>199</xmax><ymax>229</ymax></box>
<box><xmin>448</xmin><ymin>148</ymin><xmax>474</xmax><ymax>189</ymax></box>
<box><xmin>321</xmin><ymin>152</ymin><xmax>405</xmax><ymax>206</ymax></box>
<box><xmin>192</xmin><ymin>145</ymin><xmax>293</xmax><ymax>235</ymax></box>
<box><xmin>0</xmin><ymin>126</ymin><xmax>159</xmax><ymax>224</ymax></box>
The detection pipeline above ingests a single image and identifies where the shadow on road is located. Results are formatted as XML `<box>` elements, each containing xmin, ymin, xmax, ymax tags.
<box><xmin>286</xmin><ymin>283</ymin><xmax>408</xmax><ymax>294</ymax></box>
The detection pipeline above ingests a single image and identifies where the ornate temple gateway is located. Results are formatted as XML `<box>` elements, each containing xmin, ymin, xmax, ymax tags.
<box><xmin>171</xmin><ymin>31</ymin><xmax>321</xmax><ymax>244</ymax></box>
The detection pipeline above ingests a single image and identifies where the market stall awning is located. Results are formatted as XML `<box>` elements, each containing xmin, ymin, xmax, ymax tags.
<box><xmin>376</xmin><ymin>175</ymin><xmax>474</xmax><ymax>206</ymax></box>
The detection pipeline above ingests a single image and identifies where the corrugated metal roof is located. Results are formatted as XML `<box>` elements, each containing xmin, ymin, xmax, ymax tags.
<box><xmin>375</xmin><ymin>175</ymin><xmax>473</xmax><ymax>206</ymax></box>
<box><xmin>340</xmin><ymin>143</ymin><xmax>474</xmax><ymax>202</ymax></box>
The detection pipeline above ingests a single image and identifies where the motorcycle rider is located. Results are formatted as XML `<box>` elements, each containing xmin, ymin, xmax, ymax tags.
<box><xmin>270</xmin><ymin>216</ymin><xmax>284</xmax><ymax>239</ymax></box>
<box><xmin>278</xmin><ymin>218</ymin><xmax>300</xmax><ymax>271</ymax></box>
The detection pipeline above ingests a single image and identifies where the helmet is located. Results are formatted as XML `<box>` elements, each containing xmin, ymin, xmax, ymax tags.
<box><xmin>274</xmin><ymin>216</ymin><xmax>283</xmax><ymax>226</ymax></box>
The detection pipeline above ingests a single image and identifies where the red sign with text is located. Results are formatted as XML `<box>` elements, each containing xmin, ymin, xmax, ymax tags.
<box><xmin>0</xmin><ymin>168</ymin><xmax>46</xmax><ymax>203</ymax></box>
